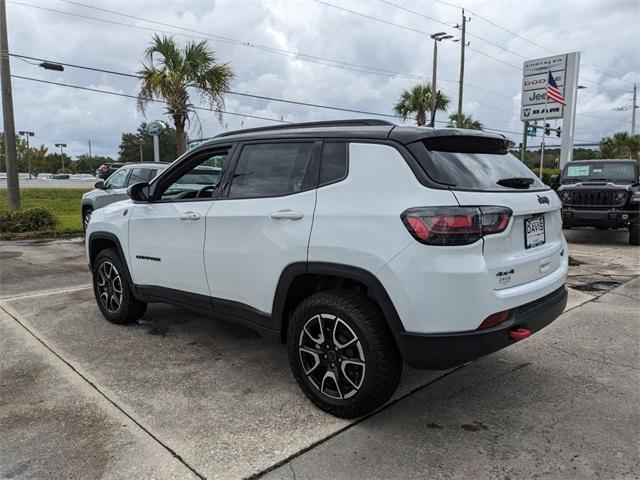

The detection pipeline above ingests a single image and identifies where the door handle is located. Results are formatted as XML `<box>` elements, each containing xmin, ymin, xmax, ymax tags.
<box><xmin>179</xmin><ymin>211</ymin><xmax>201</xmax><ymax>221</ymax></box>
<box><xmin>270</xmin><ymin>210</ymin><xmax>304</xmax><ymax>221</ymax></box>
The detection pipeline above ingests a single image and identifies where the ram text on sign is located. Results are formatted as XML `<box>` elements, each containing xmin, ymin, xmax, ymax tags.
<box><xmin>521</xmin><ymin>105</ymin><xmax>564</xmax><ymax>121</ymax></box>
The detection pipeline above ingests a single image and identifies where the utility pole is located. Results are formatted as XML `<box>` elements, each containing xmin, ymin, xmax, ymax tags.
<box><xmin>18</xmin><ymin>130</ymin><xmax>34</xmax><ymax>179</ymax></box>
<box><xmin>0</xmin><ymin>0</ymin><xmax>20</xmax><ymax>210</ymax></box>
<box><xmin>88</xmin><ymin>140</ymin><xmax>92</xmax><ymax>159</ymax></box>
<box><xmin>456</xmin><ymin>10</ymin><xmax>468</xmax><ymax>118</ymax></box>
<box><xmin>632</xmin><ymin>83</ymin><xmax>637</xmax><ymax>135</ymax></box>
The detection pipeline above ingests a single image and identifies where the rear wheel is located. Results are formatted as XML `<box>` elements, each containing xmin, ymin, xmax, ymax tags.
<box><xmin>629</xmin><ymin>223</ymin><xmax>640</xmax><ymax>246</ymax></box>
<box><xmin>287</xmin><ymin>290</ymin><xmax>402</xmax><ymax>418</ymax></box>
<box><xmin>93</xmin><ymin>248</ymin><xmax>147</xmax><ymax>324</ymax></box>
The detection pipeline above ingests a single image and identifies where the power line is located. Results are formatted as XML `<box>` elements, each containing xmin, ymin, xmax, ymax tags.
<box><xmin>9</xmin><ymin>51</ymin><xmax>514</xmax><ymax>119</ymax></box>
<box><xmin>8</xmin><ymin>1</ymin><xmax>423</xmax><ymax>81</ymax></box>
<box><xmin>13</xmin><ymin>73</ymin><xmax>603</xmax><ymax>144</ymax></box>
<box><xmin>382</xmin><ymin>0</ymin><xmax>633</xmax><ymax>92</ymax></box>
<box><xmin>9</xmin><ymin>53</ymin><xmax>407</xmax><ymax>119</ymax></box>
<box><xmin>10</xmin><ymin>0</ymin><xmax>516</xmax><ymax>104</ymax></box>
<box><xmin>315</xmin><ymin>0</ymin><xmax>522</xmax><ymax>71</ymax></box>
<box><xmin>11</xmin><ymin>74</ymin><xmax>291</xmax><ymax>124</ymax></box>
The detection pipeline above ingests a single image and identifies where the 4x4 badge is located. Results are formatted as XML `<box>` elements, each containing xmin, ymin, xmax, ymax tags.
<box><xmin>537</xmin><ymin>195</ymin><xmax>550</xmax><ymax>205</ymax></box>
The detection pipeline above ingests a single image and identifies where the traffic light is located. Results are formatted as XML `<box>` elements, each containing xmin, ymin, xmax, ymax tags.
<box><xmin>544</xmin><ymin>123</ymin><xmax>551</xmax><ymax>136</ymax></box>
<box><xmin>555</xmin><ymin>127</ymin><xmax>562</xmax><ymax>138</ymax></box>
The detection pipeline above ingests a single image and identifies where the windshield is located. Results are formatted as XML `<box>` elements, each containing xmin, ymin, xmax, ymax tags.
<box><xmin>562</xmin><ymin>162</ymin><xmax>638</xmax><ymax>183</ymax></box>
<box><xmin>412</xmin><ymin>136</ymin><xmax>547</xmax><ymax>191</ymax></box>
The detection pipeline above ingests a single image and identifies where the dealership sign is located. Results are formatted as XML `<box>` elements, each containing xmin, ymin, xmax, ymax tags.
<box><xmin>520</xmin><ymin>54</ymin><xmax>577</xmax><ymax>121</ymax></box>
<box><xmin>520</xmin><ymin>52</ymin><xmax>580</xmax><ymax>168</ymax></box>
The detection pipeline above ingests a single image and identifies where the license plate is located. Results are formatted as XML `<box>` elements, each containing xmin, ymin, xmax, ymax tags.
<box><xmin>525</xmin><ymin>216</ymin><xmax>545</xmax><ymax>249</ymax></box>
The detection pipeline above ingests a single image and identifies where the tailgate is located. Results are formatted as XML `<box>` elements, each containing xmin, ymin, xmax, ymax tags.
<box><xmin>452</xmin><ymin>189</ymin><xmax>564</xmax><ymax>290</ymax></box>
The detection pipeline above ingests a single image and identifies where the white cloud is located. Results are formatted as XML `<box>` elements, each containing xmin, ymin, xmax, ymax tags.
<box><xmin>3</xmin><ymin>0</ymin><xmax>639</xmax><ymax>158</ymax></box>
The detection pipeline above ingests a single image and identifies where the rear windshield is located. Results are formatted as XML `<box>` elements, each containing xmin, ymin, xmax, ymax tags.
<box><xmin>411</xmin><ymin>136</ymin><xmax>547</xmax><ymax>191</ymax></box>
<box><xmin>561</xmin><ymin>162</ymin><xmax>638</xmax><ymax>183</ymax></box>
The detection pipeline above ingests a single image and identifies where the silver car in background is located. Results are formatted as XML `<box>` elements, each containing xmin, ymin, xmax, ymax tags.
<box><xmin>81</xmin><ymin>162</ymin><xmax>169</xmax><ymax>230</ymax></box>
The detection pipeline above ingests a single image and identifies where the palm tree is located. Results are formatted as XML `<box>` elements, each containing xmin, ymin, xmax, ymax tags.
<box><xmin>394</xmin><ymin>83</ymin><xmax>449</xmax><ymax>127</ymax></box>
<box><xmin>447</xmin><ymin>113</ymin><xmax>483</xmax><ymax>130</ymax></box>
<box><xmin>599</xmin><ymin>131</ymin><xmax>640</xmax><ymax>160</ymax></box>
<box><xmin>138</xmin><ymin>35</ymin><xmax>234</xmax><ymax>155</ymax></box>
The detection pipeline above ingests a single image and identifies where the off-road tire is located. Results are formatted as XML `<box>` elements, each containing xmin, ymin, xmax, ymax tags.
<box><xmin>82</xmin><ymin>207</ymin><xmax>93</xmax><ymax>232</ymax></box>
<box><xmin>93</xmin><ymin>248</ymin><xmax>147</xmax><ymax>324</ymax></box>
<box><xmin>629</xmin><ymin>223</ymin><xmax>640</xmax><ymax>246</ymax></box>
<box><xmin>287</xmin><ymin>289</ymin><xmax>402</xmax><ymax>418</ymax></box>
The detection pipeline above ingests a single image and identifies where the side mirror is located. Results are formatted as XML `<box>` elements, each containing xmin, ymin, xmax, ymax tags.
<box><xmin>128</xmin><ymin>182</ymin><xmax>150</xmax><ymax>202</ymax></box>
<box><xmin>94</xmin><ymin>180</ymin><xmax>105</xmax><ymax>189</ymax></box>
<box><xmin>550</xmin><ymin>175</ymin><xmax>559</xmax><ymax>184</ymax></box>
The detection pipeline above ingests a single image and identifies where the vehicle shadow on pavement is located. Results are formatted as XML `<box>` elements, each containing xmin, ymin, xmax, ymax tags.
<box><xmin>1</xmin><ymin>288</ymin><xmax>444</xmax><ymax>480</ymax></box>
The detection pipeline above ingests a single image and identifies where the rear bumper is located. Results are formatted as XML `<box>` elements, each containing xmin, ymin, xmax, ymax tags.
<box><xmin>562</xmin><ymin>207</ymin><xmax>639</xmax><ymax>227</ymax></box>
<box><xmin>397</xmin><ymin>286</ymin><xmax>567</xmax><ymax>369</ymax></box>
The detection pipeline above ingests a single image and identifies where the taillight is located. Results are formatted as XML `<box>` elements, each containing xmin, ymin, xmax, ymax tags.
<box><xmin>401</xmin><ymin>206</ymin><xmax>512</xmax><ymax>246</ymax></box>
<box><xmin>478</xmin><ymin>310</ymin><xmax>510</xmax><ymax>329</ymax></box>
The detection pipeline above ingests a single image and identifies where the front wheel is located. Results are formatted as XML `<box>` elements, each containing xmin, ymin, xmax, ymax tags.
<box><xmin>287</xmin><ymin>290</ymin><xmax>402</xmax><ymax>418</ymax></box>
<box><xmin>630</xmin><ymin>223</ymin><xmax>640</xmax><ymax>246</ymax></box>
<box><xmin>93</xmin><ymin>248</ymin><xmax>147</xmax><ymax>324</ymax></box>
<box><xmin>82</xmin><ymin>208</ymin><xmax>93</xmax><ymax>232</ymax></box>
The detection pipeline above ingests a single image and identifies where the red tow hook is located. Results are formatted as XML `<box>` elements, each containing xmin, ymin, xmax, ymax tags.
<box><xmin>509</xmin><ymin>328</ymin><xmax>532</xmax><ymax>340</ymax></box>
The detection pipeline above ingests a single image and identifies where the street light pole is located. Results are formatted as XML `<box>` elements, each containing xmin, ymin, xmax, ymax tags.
<box><xmin>429</xmin><ymin>32</ymin><xmax>453</xmax><ymax>128</ymax></box>
<box><xmin>632</xmin><ymin>83</ymin><xmax>637</xmax><ymax>135</ymax></box>
<box><xmin>18</xmin><ymin>131</ymin><xmax>34</xmax><ymax>179</ymax></box>
<box><xmin>0</xmin><ymin>0</ymin><xmax>20</xmax><ymax>210</ymax></box>
<box><xmin>55</xmin><ymin>143</ymin><xmax>67</xmax><ymax>173</ymax></box>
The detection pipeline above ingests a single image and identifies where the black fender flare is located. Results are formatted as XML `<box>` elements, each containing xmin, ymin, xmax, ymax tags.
<box><xmin>272</xmin><ymin>262</ymin><xmax>406</xmax><ymax>340</ymax></box>
<box><xmin>87</xmin><ymin>232</ymin><xmax>134</xmax><ymax>285</ymax></box>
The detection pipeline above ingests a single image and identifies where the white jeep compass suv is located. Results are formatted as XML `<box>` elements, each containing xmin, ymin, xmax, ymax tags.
<box><xmin>86</xmin><ymin>119</ymin><xmax>568</xmax><ymax>418</ymax></box>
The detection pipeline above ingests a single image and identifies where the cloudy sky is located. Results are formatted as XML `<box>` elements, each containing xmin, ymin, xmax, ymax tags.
<box><xmin>5</xmin><ymin>0</ymin><xmax>640</xmax><ymax>159</ymax></box>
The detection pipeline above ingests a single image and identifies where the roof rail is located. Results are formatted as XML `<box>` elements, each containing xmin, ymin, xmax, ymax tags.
<box><xmin>214</xmin><ymin>118</ymin><xmax>395</xmax><ymax>138</ymax></box>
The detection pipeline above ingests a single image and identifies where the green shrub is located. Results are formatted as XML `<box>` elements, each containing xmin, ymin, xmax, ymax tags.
<box><xmin>0</xmin><ymin>207</ymin><xmax>59</xmax><ymax>233</ymax></box>
<box><xmin>528</xmin><ymin>167</ymin><xmax>560</xmax><ymax>187</ymax></box>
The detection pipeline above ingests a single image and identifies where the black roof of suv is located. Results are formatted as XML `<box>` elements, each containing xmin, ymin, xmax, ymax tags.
<box><xmin>200</xmin><ymin>119</ymin><xmax>511</xmax><ymax>148</ymax></box>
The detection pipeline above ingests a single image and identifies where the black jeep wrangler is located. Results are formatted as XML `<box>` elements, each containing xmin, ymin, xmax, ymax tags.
<box><xmin>557</xmin><ymin>159</ymin><xmax>640</xmax><ymax>245</ymax></box>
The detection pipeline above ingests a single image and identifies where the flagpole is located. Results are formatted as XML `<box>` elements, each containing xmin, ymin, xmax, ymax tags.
<box><xmin>539</xmin><ymin>72</ymin><xmax>549</xmax><ymax>179</ymax></box>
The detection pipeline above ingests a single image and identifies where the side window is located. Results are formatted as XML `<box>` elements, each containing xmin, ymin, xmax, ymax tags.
<box><xmin>228</xmin><ymin>143</ymin><xmax>315</xmax><ymax>199</ymax></box>
<box><xmin>320</xmin><ymin>142</ymin><xmax>348</xmax><ymax>185</ymax></box>
<box><xmin>158</xmin><ymin>151</ymin><xmax>227</xmax><ymax>200</ymax></box>
<box><xmin>127</xmin><ymin>168</ymin><xmax>157</xmax><ymax>186</ymax></box>
<box><xmin>105</xmin><ymin>169</ymin><xmax>128</xmax><ymax>189</ymax></box>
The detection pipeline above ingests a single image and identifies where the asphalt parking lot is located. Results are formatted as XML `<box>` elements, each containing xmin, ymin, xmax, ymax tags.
<box><xmin>0</xmin><ymin>178</ymin><xmax>97</xmax><ymax>189</ymax></box>
<box><xmin>1</xmin><ymin>229</ymin><xmax>638</xmax><ymax>479</ymax></box>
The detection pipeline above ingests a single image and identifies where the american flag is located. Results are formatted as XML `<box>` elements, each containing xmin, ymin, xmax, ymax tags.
<box><xmin>546</xmin><ymin>71</ymin><xmax>566</xmax><ymax>106</ymax></box>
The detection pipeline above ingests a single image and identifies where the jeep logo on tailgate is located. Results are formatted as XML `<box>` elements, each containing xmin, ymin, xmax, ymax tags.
<box><xmin>537</xmin><ymin>195</ymin><xmax>550</xmax><ymax>205</ymax></box>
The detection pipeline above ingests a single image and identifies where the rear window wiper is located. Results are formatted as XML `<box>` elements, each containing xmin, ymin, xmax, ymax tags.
<box><xmin>496</xmin><ymin>177</ymin><xmax>534</xmax><ymax>189</ymax></box>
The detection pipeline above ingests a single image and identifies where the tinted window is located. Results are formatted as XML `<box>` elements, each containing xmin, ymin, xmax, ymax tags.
<box><xmin>228</xmin><ymin>143</ymin><xmax>315</xmax><ymax>198</ymax></box>
<box><xmin>320</xmin><ymin>142</ymin><xmax>347</xmax><ymax>185</ymax></box>
<box><xmin>105</xmin><ymin>168</ymin><xmax>129</xmax><ymax>189</ymax></box>
<box><xmin>127</xmin><ymin>168</ymin><xmax>158</xmax><ymax>186</ymax></box>
<box><xmin>412</xmin><ymin>136</ymin><xmax>547</xmax><ymax>191</ymax></box>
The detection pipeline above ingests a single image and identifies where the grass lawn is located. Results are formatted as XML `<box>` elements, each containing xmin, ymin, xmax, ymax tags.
<box><xmin>0</xmin><ymin>188</ymin><xmax>90</xmax><ymax>233</ymax></box>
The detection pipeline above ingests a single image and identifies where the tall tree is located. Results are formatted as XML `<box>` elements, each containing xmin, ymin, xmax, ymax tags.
<box><xmin>118</xmin><ymin>122</ymin><xmax>177</xmax><ymax>163</ymax></box>
<box><xmin>393</xmin><ymin>83</ymin><xmax>449</xmax><ymax>127</ymax></box>
<box><xmin>137</xmin><ymin>35</ymin><xmax>234</xmax><ymax>155</ymax></box>
<box><xmin>447</xmin><ymin>113</ymin><xmax>483</xmax><ymax>130</ymax></box>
